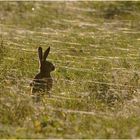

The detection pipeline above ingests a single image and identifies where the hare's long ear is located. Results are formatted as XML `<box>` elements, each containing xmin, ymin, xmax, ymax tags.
<box><xmin>43</xmin><ymin>47</ymin><xmax>50</xmax><ymax>60</ymax></box>
<box><xmin>38</xmin><ymin>47</ymin><xmax>43</xmax><ymax>65</ymax></box>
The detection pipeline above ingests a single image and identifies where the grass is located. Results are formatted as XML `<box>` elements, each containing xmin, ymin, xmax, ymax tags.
<box><xmin>0</xmin><ymin>1</ymin><xmax>140</xmax><ymax>139</ymax></box>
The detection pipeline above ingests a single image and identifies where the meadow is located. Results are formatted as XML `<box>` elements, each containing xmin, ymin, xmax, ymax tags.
<box><xmin>0</xmin><ymin>1</ymin><xmax>140</xmax><ymax>138</ymax></box>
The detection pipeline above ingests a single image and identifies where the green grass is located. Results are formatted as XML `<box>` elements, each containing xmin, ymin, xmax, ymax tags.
<box><xmin>0</xmin><ymin>1</ymin><xmax>140</xmax><ymax>138</ymax></box>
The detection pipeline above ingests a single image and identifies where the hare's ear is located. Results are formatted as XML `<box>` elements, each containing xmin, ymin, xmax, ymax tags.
<box><xmin>38</xmin><ymin>47</ymin><xmax>43</xmax><ymax>64</ymax></box>
<box><xmin>43</xmin><ymin>47</ymin><xmax>50</xmax><ymax>60</ymax></box>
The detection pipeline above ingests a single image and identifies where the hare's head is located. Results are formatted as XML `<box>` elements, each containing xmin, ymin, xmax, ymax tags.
<box><xmin>38</xmin><ymin>47</ymin><xmax>55</xmax><ymax>74</ymax></box>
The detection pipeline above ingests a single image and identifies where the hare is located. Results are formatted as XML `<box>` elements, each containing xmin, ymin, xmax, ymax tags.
<box><xmin>30</xmin><ymin>47</ymin><xmax>55</xmax><ymax>101</ymax></box>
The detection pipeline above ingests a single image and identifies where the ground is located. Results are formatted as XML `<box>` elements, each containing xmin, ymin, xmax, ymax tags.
<box><xmin>0</xmin><ymin>1</ymin><xmax>140</xmax><ymax>138</ymax></box>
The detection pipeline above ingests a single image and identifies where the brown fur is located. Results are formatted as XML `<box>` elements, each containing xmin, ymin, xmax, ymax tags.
<box><xmin>30</xmin><ymin>47</ymin><xmax>55</xmax><ymax>101</ymax></box>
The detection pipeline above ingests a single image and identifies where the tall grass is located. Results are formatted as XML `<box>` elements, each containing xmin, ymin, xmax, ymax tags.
<box><xmin>0</xmin><ymin>1</ymin><xmax>140</xmax><ymax>138</ymax></box>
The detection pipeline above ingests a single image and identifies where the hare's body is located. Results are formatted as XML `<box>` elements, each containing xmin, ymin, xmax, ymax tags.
<box><xmin>30</xmin><ymin>47</ymin><xmax>55</xmax><ymax>101</ymax></box>
<box><xmin>31</xmin><ymin>73</ymin><xmax>53</xmax><ymax>93</ymax></box>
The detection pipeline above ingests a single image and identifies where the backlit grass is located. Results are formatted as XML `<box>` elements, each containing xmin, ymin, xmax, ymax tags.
<box><xmin>0</xmin><ymin>1</ymin><xmax>140</xmax><ymax>138</ymax></box>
